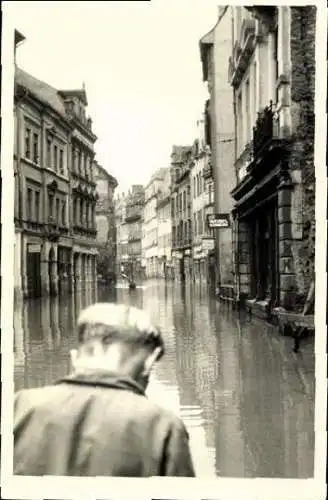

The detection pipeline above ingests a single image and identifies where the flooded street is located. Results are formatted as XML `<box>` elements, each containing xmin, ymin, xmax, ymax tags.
<box><xmin>14</xmin><ymin>280</ymin><xmax>315</xmax><ymax>478</ymax></box>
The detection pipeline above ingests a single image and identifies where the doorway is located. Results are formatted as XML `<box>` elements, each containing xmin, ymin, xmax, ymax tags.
<box><xmin>26</xmin><ymin>246</ymin><xmax>41</xmax><ymax>298</ymax></box>
<box><xmin>248</xmin><ymin>198</ymin><xmax>279</xmax><ymax>306</ymax></box>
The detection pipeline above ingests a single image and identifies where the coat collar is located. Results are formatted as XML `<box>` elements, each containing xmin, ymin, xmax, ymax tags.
<box><xmin>56</xmin><ymin>370</ymin><xmax>146</xmax><ymax>396</ymax></box>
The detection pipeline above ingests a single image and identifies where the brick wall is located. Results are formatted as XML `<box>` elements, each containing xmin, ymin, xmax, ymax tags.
<box><xmin>289</xmin><ymin>6</ymin><xmax>316</xmax><ymax>298</ymax></box>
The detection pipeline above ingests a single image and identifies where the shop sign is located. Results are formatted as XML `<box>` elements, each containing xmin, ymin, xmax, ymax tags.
<box><xmin>207</xmin><ymin>213</ymin><xmax>230</xmax><ymax>229</ymax></box>
<box><xmin>28</xmin><ymin>244</ymin><xmax>41</xmax><ymax>253</ymax></box>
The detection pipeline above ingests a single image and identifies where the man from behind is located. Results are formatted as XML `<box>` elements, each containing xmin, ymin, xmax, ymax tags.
<box><xmin>14</xmin><ymin>303</ymin><xmax>195</xmax><ymax>477</ymax></box>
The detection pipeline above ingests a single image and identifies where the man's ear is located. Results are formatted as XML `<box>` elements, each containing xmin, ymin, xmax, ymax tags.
<box><xmin>143</xmin><ymin>346</ymin><xmax>162</xmax><ymax>376</ymax></box>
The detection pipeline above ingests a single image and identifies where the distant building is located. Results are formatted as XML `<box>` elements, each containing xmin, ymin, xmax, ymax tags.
<box><xmin>229</xmin><ymin>6</ymin><xmax>316</xmax><ymax>316</ymax></box>
<box><xmin>117</xmin><ymin>185</ymin><xmax>145</xmax><ymax>282</ymax></box>
<box><xmin>142</xmin><ymin>168</ymin><xmax>168</xmax><ymax>279</ymax></box>
<box><xmin>170</xmin><ymin>146</ymin><xmax>193</xmax><ymax>282</ymax></box>
<box><xmin>115</xmin><ymin>193</ymin><xmax>129</xmax><ymax>279</ymax></box>
<box><xmin>14</xmin><ymin>33</ymin><xmax>98</xmax><ymax>299</ymax></box>
<box><xmin>190</xmin><ymin>119</ymin><xmax>215</xmax><ymax>285</ymax></box>
<box><xmin>200</xmin><ymin>6</ymin><xmax>236</xmax><ymax>292</ymax></box>
<box><xmin>94</xmin><ymin>161</ymin><xmax>118</xmax><ymax>282</ymax></box>
<box><xmin>156</xmin><ymin>168</ymin><xmax>173</xmax><ymax>279</ymax></box>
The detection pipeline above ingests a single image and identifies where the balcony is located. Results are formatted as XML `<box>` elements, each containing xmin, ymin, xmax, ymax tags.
<box><xmin>203</xmin><ymin>159</ymin><xmax>213</xmax><ymax>180</ymax></box>
<box><xmin>45</xmin><ymin>218</ymin><xmax>61</xmax><ymax>242</ymax></box>
<box><xmin>175</xmin><ymin>164</ymin><xmax>191</xmax><ymax>185</ymax></box>
<box><xmin>229</xmin><ymin>18</ymin><xmax>256</xmax><ymax>88</ymax></box>
<box><xmin>73</xmin><ymin>224</ymin><xmax>97</xmax><ymax>239</ymax></box>
<box><xmin>253</xmin><ymin>102</ymin><xmax>274</xmax><ymax>157</ymax></box>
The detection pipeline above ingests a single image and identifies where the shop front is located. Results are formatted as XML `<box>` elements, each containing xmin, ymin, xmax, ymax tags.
<box><xmin>231</xmin><ymin>137</ymin><xmax>294</xmax><ymax>317</ymax></box>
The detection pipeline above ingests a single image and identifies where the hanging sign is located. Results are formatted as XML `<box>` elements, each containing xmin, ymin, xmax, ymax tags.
<box><xmin>207</xmin><ymin>213</ymin><xmax>230</xmax><ymax>229</ymax></box>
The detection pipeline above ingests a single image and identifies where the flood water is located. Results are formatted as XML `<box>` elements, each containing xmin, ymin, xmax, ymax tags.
<box><xmin>14</xmin><ymin>279</ymin><xmax>315</xmax><ymax>478</ymax></box>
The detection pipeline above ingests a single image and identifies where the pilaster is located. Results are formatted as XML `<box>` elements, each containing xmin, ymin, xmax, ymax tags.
<box><xmin>277</xmin><ymin>166</ymin><xmax>294</xmax><ymax>308</ymax></box>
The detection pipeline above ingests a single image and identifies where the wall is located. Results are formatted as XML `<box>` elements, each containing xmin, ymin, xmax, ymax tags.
<box><xmin>212</xmin><ymin>7</ymin><xmax>236</xmax><ymax>284</ymax></box>
<box><xmin>288</xmin><ymin>6</ymin><xmax>316</xmax><ymax>297</ymax></box>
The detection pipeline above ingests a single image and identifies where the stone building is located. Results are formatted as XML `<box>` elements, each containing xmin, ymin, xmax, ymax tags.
<box><xmin>14</xmin><ymin>38</ymin><xmax>98</xmax><ymax>299</ymax></box>
<box><xmin>142</xmin><ymin>169</ymin><xmax>167</xmax><ymax>279</ymax></box>
<box><xmin>124</xmin><ymin>185</ymin><xmax>145</xmax><ymax>282</ymax></box>
<box><xmin>94</xmin><ymin>161</ymin><xmax>118</xmax><ymax>282</ymax></box>
<box><xmin>156</xmin><ymin>168</ymin><xmax>173</xmax><ymax>279</ymax></box>
<box><xmin>190</xmin><ymin>118</ymin><xmax>216</xmax><ymax>285</ymax></box>
<box><xmin>199</xmin><ymin>6</ymin><xmax>236</xmax><ymax>291</ymax></box>
<box><xmin>115</xmin><ymin>193</ymin><xmax>129</xmax><ymax>279</ymax></box>
<box><xmin>228</xmin><ymin>6</ymin><xmax>316</xmax><ymax>316</ymax></box>
<box><xmin>170</xmin><ymin>145</ymin><xmax>193</xmax><ymax>282</ymax></box>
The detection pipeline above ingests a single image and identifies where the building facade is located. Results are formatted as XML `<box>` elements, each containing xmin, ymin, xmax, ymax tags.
<box><xmin>228</xmin><ymin>6</ymin><xmax>316</xmax><ymax>315</ymax></box>
<box><xmin>170</xmin><ymin>146</ymin><xmax>193</xmax><ymax>282</ymax></box>
<box><xmin>142</xmin><ymin>169</ymin><xmax>167</xmax><ymax>279</ymax></box>
<box><xmin>156</xmin><ymin>168</ymin><xmax>173</xmax><ymax>279</ymax></box>
<box><xmin>94</xmin><ymin>161</ymin><xmax>118</xmax><ymax>282</ymax></box>
<box><xmin>190</xmin><ymin>119</ymin><xmax>216</xmax><ymax>285</ymax></box>
<box><xmin>115</xmin><ymin>193</ymin><xmax>129</xmax><ymax>280</ymax></box>
<box><xmin>200</xmin><ymin>6</ymin><xmax>236</xmax><ymax>291</ymax></box>
<box><xmin>14</xmin><ymin>36</ymin><xmax>98</xmax><ymax>300</ymax></box>
<box><xmin>124</xmin><ymin>185</ymin><xmax>145</xmax><ymax>282</ymax></box>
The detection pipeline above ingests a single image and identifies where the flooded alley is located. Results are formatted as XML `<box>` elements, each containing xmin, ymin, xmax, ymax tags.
<box><xmin>14</xmin><ymin>280</ymin><xmax>315</xmax><ymax>478</ymax></box>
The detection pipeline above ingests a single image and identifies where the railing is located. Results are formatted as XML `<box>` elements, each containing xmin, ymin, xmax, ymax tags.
<box><xmin>253</xmin><ymin>101</ymin><xmax>274</xmax><ymax>157</ymax></box>
<box><xmin>203</xmin><ymin>161</ymin><xmax>213</xmax><ymax>179</ymax></box>
<box><xmin>73</xmin><ymin>224</ymin><xmax>97</xmax><ymax>238</ymax></box>
<box><xmin>45</xmin><ymin>218</ymin><xmax>61</xmax><ymax>241</ymax></box>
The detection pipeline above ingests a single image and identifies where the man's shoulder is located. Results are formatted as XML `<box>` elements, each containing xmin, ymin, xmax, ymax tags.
<box><xmin>15</xmin><ymin>385</ymin><xmax>63</xmax><ymax>408</ymax></box>
<box><xmin>126</xmin><ymin>392</ymin><xmax>186</xmax><ymax>431</ymax></box>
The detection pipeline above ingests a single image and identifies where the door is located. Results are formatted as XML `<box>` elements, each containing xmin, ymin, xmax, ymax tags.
<box><xmin>26</xmin><ymin>250</ymin><xmax>41</xmax><ymax>298</ymax></box>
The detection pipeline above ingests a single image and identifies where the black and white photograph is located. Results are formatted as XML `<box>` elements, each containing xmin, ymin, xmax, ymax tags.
<box><xmin>1</xmin><ymin>1</ymin><xmax>327</xmax><ymax>499</ymax></box>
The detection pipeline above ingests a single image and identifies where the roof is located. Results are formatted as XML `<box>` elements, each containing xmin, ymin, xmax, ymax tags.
<box><xmin>94</xmin><ymin>162</ymin><xmax>118</xmax><ymax>187</ymax></box>
<box><xmin>199</xmin><ymin>6</ymin><xmax>229</xmax><ymax>82</ymax></box>
<box><xmin>15</xmin><ymin>66</ymin><xmax>67</xmax><ymax>117</ymax></box>
<box><xmin>171</xmin><ymin>145</ymin><xmax>192</xmax><ymax>164</ymax></box>
<box><xmin>15</xmin><ymin>30</ymin><xmax>25</xmax><ymax>46</ymax></box>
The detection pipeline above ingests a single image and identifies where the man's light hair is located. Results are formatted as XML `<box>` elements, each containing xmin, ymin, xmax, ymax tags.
<box><xmin>76</xmin><ymin>303</ymin><xmax>164</xmax><ymax>358</ymax></box>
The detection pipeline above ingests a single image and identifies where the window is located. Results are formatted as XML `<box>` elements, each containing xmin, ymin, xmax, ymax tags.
<box><xmin>61</xmin><ymin>200</ymin><xmax>66</xmax><ymax>226</ymax></box>
<box><xmin>245</xmin><ymin>79</ymin><xmax>251</xmax><ymax>143</ymax></box>
<box><xmin>27</xmin><ymin>188</ymin><xmax>32</xmax><ymax>220</ymax></box>
<box><xmin>47</xmin><ymin>139</ymin><xmax>52</xmax><ymax>167</ymax></box>
<box><xmin>32</xmin><ymin>133</ymin><xmax>39</xmax><ymax>164</ymax></box>
<box><xmin>54</xmin><ymin>145</ymin><xmax>58</xmax><ymax>171</ymax></box>
<box><xmin>73</xmin><ymin>199</ymin><xmax>77</xmax><ymax>225</ymax></box>
<box><xmin>253</xmin><ymin>62</ymin><xmax>257</xmax><ymax>126</ymax></box>
<box><xmin>56</xmin><ymin>198</ymin><xmax>60</xmax><ymax>222</ymax></box>
<box><xmin>35</xmin><ymin>191</ymin><xmax>40</xmax><ymax>222</ymax></box>
<box><xmin>48</xmin><ymin>193</ymin><xmax>54</xmax><ymax>219</ymax></box>
<box><xmin>78</xmin><ymin>151</ymin><xmax>82</xmax><ymax>174</ymax></box>
<box><xmin>86</xmin><ymin>202</ymin><xmax>89</xmax><ymax>228</ymax></box>
<box><xmin>237</xmin><ymin>92</ymin><xmax>243</xmax><ymax>154</ymax></box>
<box><xmin>25</xmin><ymin>128</ymin><xmax>31</xmax><ymax>159</ymax></box>
<box><xmin>59</xmin><ymin>149</ymin><xmax>64</xmax><ymax>174</ymax></box>
<box><xmin>84</xmin><ymin>155</ymin><xmax>88</xmax><ymax>178</ymax></box>
<box><xmin>273</xmin><ymin>27</ymin><xmax>279</xmax><ymax>103</ymax></box>
<box><xmin>193</xmin><ymin>213</ymin><xmax>197</xmax><ymax>237</ymax></box>
<box><xmin>80</xmin><ymin>199</ymin><xmax>83</xmax><ymax>225</ymax></box>
<box><xmin>198</xmin><ymin>210</ymin><xmax>203</xmax><ymax>235</ymax></box>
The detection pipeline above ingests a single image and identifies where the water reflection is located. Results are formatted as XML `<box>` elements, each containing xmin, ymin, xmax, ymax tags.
<box><xmin>13</xmin><ymin>280</ymin><xmax>315</xmax><ymax>478</ymax></box>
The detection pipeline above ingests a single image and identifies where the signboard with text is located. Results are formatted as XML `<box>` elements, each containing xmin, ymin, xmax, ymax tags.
<box><xmin>207</xmin><ymin>213</ymin><xmax>230</xmax><ymax>229</ymax></box>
